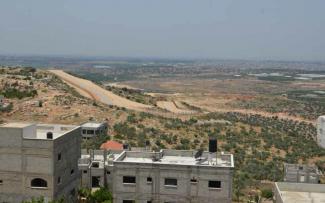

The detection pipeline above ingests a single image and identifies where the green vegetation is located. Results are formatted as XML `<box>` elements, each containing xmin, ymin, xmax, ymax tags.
<box><xmin>180</xmin><ymin>101</ymin><xmax>202</xmax><ymax>112</ymax></box>
<box><xmin>0</xmin><ymin>103</ymin><xmax>13</xmax><ymax>113</ymax></box>
<box><xmin>106</xmin><ymin>85</ymin><xmax>161</xmax><ymax>106</ymax></box>
<box><xmin>2</xmin><ymin>89</ymin><xmax>37</xmax><ymax>99</ymax></box>
<box><xmin>21</xmin><ymin>187</ymin><xmax>113</xmax><ymax>203</ymax></box>
<box><xmin>21</xmin><ymin>195</ymin><xmax>73</xmax><ymax>203</ymax></box>
<box><xmin>78</xmin><ymin>187</ymin><xmax>113</xmax><ymax>203</ymax></box>
<box><xmin>82</xmin><ymin>132</ymin><xmax>110</xmax><ymax>150</ymax></box>
<box><xmin>261</xmin><ymin>189</ymin><xmax>274</xmax><ymax>199</ymax></box>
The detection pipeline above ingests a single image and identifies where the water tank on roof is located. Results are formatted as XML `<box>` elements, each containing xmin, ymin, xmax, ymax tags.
<box><xmin>209</xmin><ymin>138</ymin><xmax>217</xmax><ymax>153</ymax></box>
<box><xmin>47</xmin><ymin>132</ymin><xmax>53</xmax><ymax>139</ymax></box>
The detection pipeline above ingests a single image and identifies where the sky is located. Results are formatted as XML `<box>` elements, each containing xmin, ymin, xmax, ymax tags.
<box><xmin>0</xmin><ymin>0</ymin><xmax>325</xmax><ymax>61</ymax></box>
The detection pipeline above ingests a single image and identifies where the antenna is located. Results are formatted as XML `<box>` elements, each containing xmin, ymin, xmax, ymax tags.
<box><xmin>195</xmin><ymin>149</ymin><xmax>204</xmax><ymax>160</ymax></box>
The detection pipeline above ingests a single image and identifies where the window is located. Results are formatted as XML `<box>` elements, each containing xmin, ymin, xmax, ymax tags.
<box><xmin>58</xmin><ymin>153</ymin><xmax>61</xmax><ymax>161</ymax></box>
<box><xmin>299</xmin><ymin>167</ymin><xmax>303</xmax><ymax>170</ymax></box>
<box><xmin>0</xmin><ymin>180</ymin><xmax>3</xmax><ymax>185</ymax></box>
<box><xmin>209</xmin><ymin>181</ymin><xmax>221</xmax><ymax>189</ymax></box>
<box><xmin>87</xmin><ymin>130</ymin><xmax>94</xmax><ymax>135</ymax></box>
<box><xmin>58</xmin><ymin>177</ymin><xmax>61</xmax><ymax>185</ymax></box>
<box><xmin>300</xmin><ymin>175</ymin><xmax>305</xmax><ymax>182</ymax></box>
<box><xmin>147</xmin><ymin>177</ymin><xmax>152</xmax><ymax>183</ymax></box>
<box><xmin>95</xmin><ymin>130</ymin><xmax>99</xmax><ymax>135</ymax></box>
<box><xmin>70</xmin><ymin>188</ymin><xmax>76</xmax><ymax>196</ymax></box>
<box><xmin>123</xmin><ymin>176</ymin><xmax>136</xmax><ymax>184</ymax></box>
<box><xmin>107</xmin><ymin>171</ymin><xmax>110</xmax><ymax>175</ymax></box>
<box><xmin>165</xmin><ymin>178</ymin><xmax>177</xmax><ymax>186</ymax></box>
<box><xmin>310</xmin><ymin>176</ymin><xmax>316</xmax><ymax>180</ymax></box>
<box><xmin>191</xmin><ymin>179</ymin><xmax>197</xmax><ymax>183</ymax></box>
<box><xmin>71</xmin><ymin>169</ymin><xmax>75</xmax><ymax>175</ymax></box>
<box><xmin>31</xmin><ymin>178</ymin><xmax>47</xmax><ymax>188</ymax></box>
<box><xmin>147</xmin><ymin>201</ymin><xmax>152</xmax><ymax>203</ymax></box>
<box><xmin>123</xmin><ymin>201</ymin><xmax>134</xmax><ymax>203</ymax></box>
<box><xmin>92</xmin><ymin>162</ymin><xmax>99</xmax><ymax>168</ymax></box>
<box><xmin>83</xmin><ymin>170</ymin><xmax>87</xmax><ymax>174</ymax></box>
<box><xmin>82</xmin><ymin>130</ymin><xmax>86</xmax><ymax>134</ymax></box>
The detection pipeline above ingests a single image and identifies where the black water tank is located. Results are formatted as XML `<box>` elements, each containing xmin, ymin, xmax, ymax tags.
<box><xmin>47</xmin><ymin>132</ymin><xmax>53</xmax><ymax>139</ymax></box>
<box><xmin>146</xmin><ymin>140</ymin><xmax>150</xmax><ymax>146</ymax></box>
<box><xmin>123</xmin><ymin>144</ymin><xmax>128</xmax><ymax>149</ymax></box>
<box><xmin>209</xmin><ymin>139</ymin><xmax>217</xmax><ymax>153</ymax></box>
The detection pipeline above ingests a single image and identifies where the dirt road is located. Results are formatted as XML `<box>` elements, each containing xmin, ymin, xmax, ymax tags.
<box><xmin>49</xmin><ymin>70</ymin><xmax>154</xmax><ymax>111</ymax></box>
<box><xmin>157</xmin><ymin>101</ymin><xmax>195</xmax><ymax>114</ymax></box>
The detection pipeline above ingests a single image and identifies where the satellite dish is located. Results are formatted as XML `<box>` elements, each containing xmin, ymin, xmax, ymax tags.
<box><xmin>195</xmin><ymin>149</ymin><xmax>204</xmax><ymax>159</ymax></box>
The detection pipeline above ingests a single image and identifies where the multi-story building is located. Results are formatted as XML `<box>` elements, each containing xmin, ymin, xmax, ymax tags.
<box><xmin>0</xmin><ymin>95</ymin><xmax>4</xmax><ymax>107</ymax></box>
<box><xmin>79</xmin><ymin>140</ymin><xmax>234</xmax><ymax>203</ymax></box>
<box><xmin>284</xmin><ymin>163</ymin><xmax>322</xmax><ymax>184</ymax></box>
<box><xmin>274</xmin><ymin>182</ymin><xmax>325</xmax><ymax>203</ymax></box>
<box><xmin>79</xmin><ymin>121</ymin><xmax>108</xmax><ymax>140</ymax></box>
<box><xmin>0</xmin><ymin>122</ymin><xmax>82</xmax><ymax>203</ymax></box>
<box><xmin>317</xmin><ymin>116</ymin><xmax>325</xmax><ymax>149</ymax></box>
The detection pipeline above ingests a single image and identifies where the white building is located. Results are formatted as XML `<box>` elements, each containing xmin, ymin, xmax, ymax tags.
<box><xmin>0</xmin><ymin>122</ymin><xmax>82</xmax><ymax>203</ymax></box>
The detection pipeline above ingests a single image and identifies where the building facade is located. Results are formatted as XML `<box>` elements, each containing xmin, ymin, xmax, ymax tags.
<box><xmin>317</xmin><ymin>116</ymin><xmax>325</xmax><ymax>149</ymax></box>
<box><xmin>0</xmin><ymin>122</ymin><xmax>82</xmax><ymax>203</ymax></box>
<box><xmin>274</xmin><ymin>182</ymin><xmax>325</xmax><ymax>203</ymax></box>
<box><xmin>0</xmin><ymin>95</ymin><xmax>4</xmax><ymax>107</ymax></box>
<box><xmin>283</xmin><ymin>163</ymin><xmax>322</xmax><ymax>184</ymax></box>
<box><xmin>80</xmin><ymin>121</ymin><xmax>108</xmax><ymax>140</ymax></box>
<box><xmin>79</xmin><ymin>149</ymin><xmax>234</xmax><ymax>203</ymax></box>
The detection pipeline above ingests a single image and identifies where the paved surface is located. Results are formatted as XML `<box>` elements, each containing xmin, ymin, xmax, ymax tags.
<box><xmin>50</xmin><ymin>70</ymin><xmax>153</xmax><ymax>111</ymax></box>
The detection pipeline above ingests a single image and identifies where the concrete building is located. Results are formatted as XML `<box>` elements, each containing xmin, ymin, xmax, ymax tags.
<box><xmin>79</xmin><ymin>149</ymin><xmax>234</xmax><ymax>203</ymax></box>
<box><xmin>317</xmin><ymin>116</ymin><xmax>325</xmax><ymax>149</ymax></box>
<box><xmin>80</xmin><ymin>121</ymin><xmax>108</xmax><ymax>140</ymax></box>
<box><xmin>0</xmin><ymin>122</ymin><xmax>82</xmax><ymax>203</ymax></box>
<box><xmin>274</xmin><ymin>182</ymin><xmax>325</xmax><ymax>203</ymax></box>
<box><xmin>0</xmin><ymin>95</ymin><xmax>4</xmax><ymax>107</ymax></box>
<box><xmin>283</xmin><ymin>163</ymin><xmax>322</xmax><ymax>184</ymax></box>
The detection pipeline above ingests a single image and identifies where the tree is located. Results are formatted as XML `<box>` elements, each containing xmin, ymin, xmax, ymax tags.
<box><xmin>21</xmin><ymin>195</ymin><xmax>72</xmax><ymax>203</ymax></box>
<box><xmin>92</xmin><ymin>187</ymin><xmax>113</xmax><ymax>203</ymax></box>
<box><xmin>261</xmin><ymin>189</ymin><xmax>273</xmax><ymax>199</ymax></box>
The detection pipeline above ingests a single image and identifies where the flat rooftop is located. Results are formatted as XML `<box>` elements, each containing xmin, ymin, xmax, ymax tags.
<box><xmin>0</xmin><ymin>122</ymin><xmax>78</xmax><ymax>140</ymax></box>
<box><xmin>280</xmin><ymin>191</ymin><xmax>324</xmax><ymax>203</ymax></box>
<box><xmin>81</xmin><ymin>122</ymin><xmax>103</xmax><ymax>128</ymax></box>
<box><xmin>275</xmin><ymin>182</ymin><xmax>325</xmax><ymax>203</ymax></box>
<box><xmin>117</xmin><ymin>150</ymin><xmax>234</xmax><ymax>167</ymax></box>
<box><xmin>1</xmin><ymin>122</ymin><xmax>32</xmax><ymax>128</ymax></box>
<box><xmin>123</xmin><ymin>156</ymin><xmax>231</xmax><ymax>166</ymax></box>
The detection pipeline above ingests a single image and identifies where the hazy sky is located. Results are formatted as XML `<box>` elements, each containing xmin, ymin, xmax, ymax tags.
<box><xmin>1</xmin><ymin>0</ymin><xmax>325</xmax><ymax>61</ymax></box>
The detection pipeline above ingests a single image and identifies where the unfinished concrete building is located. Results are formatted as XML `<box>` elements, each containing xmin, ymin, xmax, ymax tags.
<box><xmin>80</xmin><ymin>121</ymin><xmax>108</xmax><ymax>140</ymax></box>
<box><xmin>317</xmin><ymin>116</ymin><xmax>325</xmax><ymax>149</ymax></box>
<box><xmin>0</xmin><ymin>122</ymin><xmax>82</xmax><ymax>203</ymax></box>
<box><xmin>79</xmin><ymin>140</ymin><xmax>234</xmax><ymax>203</ymax></box>
<box><xmin>283</xmin><ymin>163</ymin><xmax>322</xmax><ymax>184</ymax></box>
<box><xmin>274</xmin><ymin>182</ymin><xmax>325</xmax><ymax>203</ymax></box>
